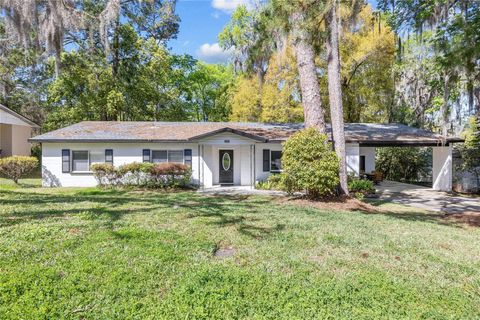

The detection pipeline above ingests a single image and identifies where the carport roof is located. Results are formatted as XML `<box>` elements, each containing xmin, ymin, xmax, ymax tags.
<box><xmin>29</xmin><ymin>121</ymin><xmax>463</xmax><ymax>146</ymax></box>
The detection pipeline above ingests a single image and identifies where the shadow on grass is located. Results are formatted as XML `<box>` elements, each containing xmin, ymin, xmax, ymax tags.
<box><xmin>280</xmin><ymin>195</ymin><xmax>472</xmax><ymax>229</ymax></box>
<box><xmin>3</xmin><ymin>186</ymin><xmax>469</xmax><ymax>234</ymax></box>
<box><xmin>362</xmin><ymin>199</ymin><xmax>470</xmax><ymax>228</ymax></box>
<box><xmin>0</xmin><ymin>188</ymin><xmax>284</xmax><ymax>238</ymax></box>
<box><xmin>182</xmin><ymin>194</ymin><xmax>285</xmax><ymax>239</ymax></box>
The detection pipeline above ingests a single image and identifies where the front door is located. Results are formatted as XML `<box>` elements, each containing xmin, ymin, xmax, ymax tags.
<box><xmin>219</xmin><ymin>150</ymin><xmax>234</xmax><ymax>185</ymax></box>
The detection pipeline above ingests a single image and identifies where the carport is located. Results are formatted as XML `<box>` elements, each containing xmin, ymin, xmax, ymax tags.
<box><xmin>343</xmin><ymin>124</ymin><xmax>464</xmax><ymax>192</ymax></box>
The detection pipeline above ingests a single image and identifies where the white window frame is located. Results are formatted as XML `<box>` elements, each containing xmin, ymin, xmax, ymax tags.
<box><xmin>151</xmin><ymin>150</ymin><xmax>185</xmax><ymax>164</ymax></box>
<box><xmin>71</xmin><ymin>150</ymin><xmax>90</xmax><ymax>173</ymax></box>
<box><xmin>270</xmin><ymin>150</ymin><xmax>282</xmax><ymax>173</ymax></box>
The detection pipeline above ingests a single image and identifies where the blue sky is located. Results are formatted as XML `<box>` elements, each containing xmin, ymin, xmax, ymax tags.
<box><xmin>168</xmin><ymin>0</ymin><xmax>378</xmax><ymax>63</ymax></box>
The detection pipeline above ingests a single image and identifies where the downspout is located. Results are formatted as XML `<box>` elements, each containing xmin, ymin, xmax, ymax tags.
<box><xmin>201</xmin><ymin>145</ymin><xmax>205</xmax><ymax>190</ymax></box>
<box><xmin>197</xmin><ymin>144</ymin><xmax>201</xmax><ymax>188</ymax></box>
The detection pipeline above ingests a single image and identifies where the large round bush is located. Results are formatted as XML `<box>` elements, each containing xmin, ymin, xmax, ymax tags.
<box><xmin>282</xmin><ymin>128</ymin><xmax>339</xmax><ymax>198</ymax></box>
<box><xmin>0</xmin><ymin>156</ymin><xmax>39</xmax><ymax>184</ymax></box>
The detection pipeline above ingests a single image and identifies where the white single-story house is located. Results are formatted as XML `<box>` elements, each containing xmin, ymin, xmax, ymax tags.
<box><xmin>0</xmin><ymin>104</ymin><xmax>39</xmax><ymax>157</ymax></box>
<box><xmin>30</xmin><ymin>121</ymin><xmax>463</xmax><ymax>191</ymax></box>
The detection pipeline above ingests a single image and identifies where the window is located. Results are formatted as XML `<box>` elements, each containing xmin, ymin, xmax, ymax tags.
<box><xmin>143</xmin><ymin>149</ymin><xmax>151</xmax><ymax>162</ymax></box>
<box><xmin>62</xmin><ymin>149</ymin><xmax>70</xmax><ymax>173</ymax></box>
<box><xmin>105</xmin><ymin>149</ymin><xmax>113</xmax><ymax>165</ymax></box>
<box><xmin>263</xmin><ymin>149</ymin><xmax>282</xmax><ymax>172</ymax></box>
<box><xmin>270</xmin><ymin>151</ymin><xmax>282</xmax><ymax>172</ymax></box>
<box><xmin>184</xmin><ymin>149</ymin><xmax>192</xmax><ymax>167</ymax></box>
<box><xmin>152</xmin><ymin>150</ymin><xmax>167</xmax><ymax>163</ymax></box>
<box><xmin>222</xmin><ymin>152</ymin><xmax>231</xmax><ymax>170</ymax></box>
<box><xmin>168</xmin><ymin>150</ymin><xmax>184</xmax><ymax>163</ymax></box>
<box><xmin>360</xmin><ymin>155</ymin><xmax>366</xmax><ymax>173</ymax></box>
<box><xmin>263</xmin><ymin>149</ymin><xmax>270</xmax><ymax>172</ymax></box>
<box><xmin>151</xmin><ymin>150</ymin><xmax>184</xmax><ymax>164</ymax></box>
<box><xmin>72</xmin><ymin>151</ymin><xmax>89</xmax><ymax>172</ymax></box>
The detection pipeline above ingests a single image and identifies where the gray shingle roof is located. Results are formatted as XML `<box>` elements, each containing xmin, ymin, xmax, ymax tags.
<box><xmin>29</xmin><ymin>121</ymin><xmax>462</xmax><ymax>146</ymax></box>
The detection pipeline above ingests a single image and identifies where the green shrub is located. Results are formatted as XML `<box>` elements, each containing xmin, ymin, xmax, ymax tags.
<box><xmin>117</xmin><ymin>162</ymin><xmax>153</xmax><ymax>175</ymax></box>
<box><xmin>117</xmin><ymin>162</ymin><xmax>153</xmax><ymax>186</ymax></box>
<box><xmin>256</xmin><ymin>174</ymin><xmax>283</xmax><ymax>190</ymax></box>
<box><xmin>91</xmin><ymin>162</ymin><xmax>192</xmax><ymax>189</ymax></box>
<box><xmin>0</xmin><ymin>156</ymin><xmax>39</xmax><ymax>184</ymax></box>
<box><xmin>149</xmin><ymin>163</ymin><xmax>192</xmax><ymax>188</ymax></box>
<box><xmin>348</xmin><ymin>177</ymin><xmax>375</xmax><ymax>194</ymax></box>
<box><xmin>256</xmin><ymin>173</ymin><xmax>295</xmax><ymax>194</ymax></box>
<box><xmin>282</xmin><ymin>128</ymin><xmax>339</xmax><ymax>198</ymax></box>
<box><xmin>91</xmin><ymin>163</ymin><xmax>120</xmax><ymax>186</ymax></box>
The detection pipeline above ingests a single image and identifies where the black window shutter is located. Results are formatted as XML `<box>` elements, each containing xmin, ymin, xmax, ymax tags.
<box><xmin>263</xmin><ymin>149</ymin><xmax>270</xmax><ymax>172</ymax></box>
<box><xmin>143</xmin><ymin>149</ymin><xmax>151</xmax><ymax>162</ymax></box>
<box><xmin>105</xmin><ymin>149</ymin><xmax>113</xmax><ymax>165</ymax></box>
<box><xmin>184</xmin><ymin>149</ymin><xmax>192</xmax><ymax>167</ymax></box>
<box><xmin>62</xmin><ymin>149</ymin><xmax>70</xmax><ymax>173</ymax></box>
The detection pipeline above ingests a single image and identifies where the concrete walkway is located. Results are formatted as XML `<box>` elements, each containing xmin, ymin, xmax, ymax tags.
<box><xmin>375</xmin><ymin>181</ymin><xmax>480</xmax><ymax>214</ymax></box>
<box><xmin>197</xmin><ymin>185</ymin><xmax>287</xmax><ymax>196</ymax></box>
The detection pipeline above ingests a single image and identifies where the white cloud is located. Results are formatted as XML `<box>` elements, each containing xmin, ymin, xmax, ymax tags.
<box><xmin>211</xmin><ymin>0</ymin><xmax>252</xmax><ymax>12</ymax></box>
<box><xmin>196</xmin><ymin>42</ymin><xmax>233</xmax><ymax>63</ymax></box>
<box><xmin>211</xmin><ymin>11</ymin><xmax>221</xmax><ymax>19</ymax></box>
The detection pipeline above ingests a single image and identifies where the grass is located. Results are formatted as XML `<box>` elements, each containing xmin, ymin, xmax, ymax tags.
<box><xmin>0</xmin><ymin>178</ymin><xmax>479</xmax><ymax>319</ymax></box>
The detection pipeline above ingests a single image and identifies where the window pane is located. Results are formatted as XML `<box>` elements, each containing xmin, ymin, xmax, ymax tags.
<box><xmin>72</xmin><ymin>151</ymin><xmax>89</xmax><ymax>171</ymax></box>
<box><xmin>222</xmin><ymin>152</ymin><xmax>231</xmax><ymax>170</ymax></box>
<box><xmin>270</xmin><ymin>151</ymin><xmax>282</xmax><ymax>171</ymax></box>
<box><xmin>152</xmin><ymin>150</ymin><xmax>168</xmax><ymax>163</ymax></box>
<box><xmin>184</xmin><ymin>149</ymin><xmax>192</xmax><ymax>167</ymax></box>
<box><xmin>62</xmin><ymin>149</ymin><xmax>70</xmax><ymax>173</ymax></box>
<box><xmin>62</xmin><ymin>149</ymin><xmax>70</xmax><ymax>161</ymax></box>
<box><xmin>143</xmin><ymin>149</ymin><xmax>150</xmax><ymax>162</ymax></box>
<box><xmin>168</xmin><ymin>150</ymin><xmax>184</xmax><ymax>163</ymax></box>
<box><xmin>105</xmin><ymin>149</ymin><xmax>113</xmax><ymax>163</ymax></box>
<box><xmin>263</xmin><ymin>149</ymin><xmax>270</xmax><ymax>172</ymax></box>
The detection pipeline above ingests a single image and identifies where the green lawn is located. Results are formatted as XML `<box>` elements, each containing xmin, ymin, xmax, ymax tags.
<box><xmin>0</xmin><ymin>179</ymin><xmax>479</xmax><ymax>319</ymax></box>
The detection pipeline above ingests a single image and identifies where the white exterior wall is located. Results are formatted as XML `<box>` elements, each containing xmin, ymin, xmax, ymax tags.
<box><xmin>432</xmin><ymin>145</ymin><xmax>452</xmax><ymax>191</ymax></box>
<box><xmin>359</xmin><ymin>146</ymin><xmax>376</xmax><ymax>173</ymax></box>
<box><xmin>0</xmin><ymin>124</ymin><xmax>32</xmax><ymax>157</ymax></box>
<box><xmin>42</xmin><ymin>142</ymin><xmax>199</xmax><ymax>187</ymax></box>
<box><xmin>346</xmin><ymin>143</ymin><xmax>360</xmax><ymax>176</ymax></box>
<box><xmin>41</xmin><ymin>138</ymin><xmax>362</xmax><ymax>188</ymax></box>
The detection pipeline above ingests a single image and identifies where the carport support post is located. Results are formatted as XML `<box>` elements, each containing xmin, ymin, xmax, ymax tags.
<box><xmin>432</xmin><ymin>145</ymin><xmax>452</xmax><ymax>192</ymax></box>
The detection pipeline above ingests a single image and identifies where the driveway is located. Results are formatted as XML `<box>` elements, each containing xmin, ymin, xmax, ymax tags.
<box><xmin>376</xmin><ymin>181</ymin><xmax>480</xmax><ymax>214</ymax></box>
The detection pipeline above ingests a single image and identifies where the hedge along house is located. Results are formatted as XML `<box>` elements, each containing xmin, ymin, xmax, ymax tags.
<box><xmin>30</xmin><ymin>121</ymin><xmax>463</xmax><ymax>190</ymax></box>
<box><xmin>0</xmin><ymin>104</ymin><xmax>39</xmax><ymax>157</ymax></box>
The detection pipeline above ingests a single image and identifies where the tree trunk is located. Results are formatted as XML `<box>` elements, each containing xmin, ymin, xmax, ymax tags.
<box><xmin>474</xmin><ymin>86</ymin><xmax>480</xmax><ymax>117</ymax></box>
<box><xmin>290</xmin><ymin>10</ymin><xmax>327</xmax><ymax>134</ymax></box>
<box><xmin>326</xmin><ymin>0</ymin><xmax>349</xmax><ymax>196</ymax></box>
<box><xmin>257</xmin><ymin>66</ymin><xmax>266</xmax><ymax>93</ymax></box>
<box><xmin>441</xmin><ymin>72</ymin><xmax>450</xmax><ymax>138</ymax></box>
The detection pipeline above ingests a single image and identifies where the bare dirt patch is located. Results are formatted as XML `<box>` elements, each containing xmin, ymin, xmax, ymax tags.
<box><xmin>443</xmin><ymin>212</ymin><xmax>480</xmax><ymax>227</ymax></box>
<box><xmin>277</xmin><ymin>196</ymin><xmax>381</xmax><ymax>213</ymax></box>
<box><xmin>214</xmin><ymin>246</ymin><xmax>236</xmax><ymax>259</ymax></box>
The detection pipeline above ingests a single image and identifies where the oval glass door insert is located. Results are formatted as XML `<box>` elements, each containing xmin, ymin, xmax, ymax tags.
<box><xmin>222</xmin><ymin>153</ymin><xmax>231</xmax><ymax>171</ymax></box>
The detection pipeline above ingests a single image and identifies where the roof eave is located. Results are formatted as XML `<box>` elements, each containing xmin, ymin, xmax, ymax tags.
<box><xmin>188</xmin><ymin>127</ymin><xmax>268</xmax><ymax>142</ymax></box>
<box><xmin>28</xmin><ymin>138</ymin><xmax>193</xmax><ymax>143</ymax></box>
<box><xmin>0</xmin><ymin>104</ymin><xmax>40</xmax><ymax>128</ymax></box>
<box><xmin>358</xmin><ymin>140</ymin><xmax>459</xmax><ymax>147</ymax></box>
